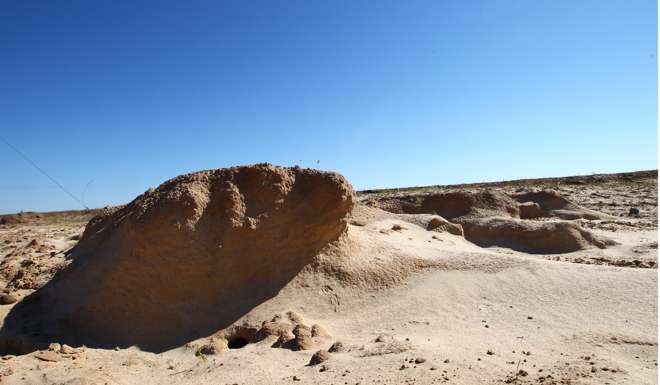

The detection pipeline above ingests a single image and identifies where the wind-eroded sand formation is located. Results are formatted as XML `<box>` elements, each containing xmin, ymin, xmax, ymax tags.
<box><xmin>0</xmin><ymin>166</ymin><xmax>656</xmax><ymax>385</ymax></box>
<box><xmin>1</xmin><ymin>164</ymin><xmax>353</xmax><ymax>352</ymax></box>
<box><xmin>364</xmin><ymin>190</ymin><xmax>616</xmax><ymax>254</ymax></box>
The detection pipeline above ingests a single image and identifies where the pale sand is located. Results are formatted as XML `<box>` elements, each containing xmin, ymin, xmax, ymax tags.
<box><xmin>0</xmin><ymin>173</ymin><xmax>656</xmax><ymax>385</ymax></box>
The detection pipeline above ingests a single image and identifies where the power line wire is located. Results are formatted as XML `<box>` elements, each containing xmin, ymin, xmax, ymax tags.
<box><xmin>1</xmin><ymin>136</ymin><xmax>89</xmax><ymax>210</ymax></box>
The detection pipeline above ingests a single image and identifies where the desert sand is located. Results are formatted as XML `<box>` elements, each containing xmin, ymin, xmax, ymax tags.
<box><xmin>0</xmin><ymin>166</ymin><xmax>656</xmax><ymax>385</ymax></box>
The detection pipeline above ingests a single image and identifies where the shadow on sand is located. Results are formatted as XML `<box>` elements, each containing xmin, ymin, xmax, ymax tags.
<box><xmin>0</xmin><ymin>248</ymin><xmax>306</xmax><ymax>355</ymax></box>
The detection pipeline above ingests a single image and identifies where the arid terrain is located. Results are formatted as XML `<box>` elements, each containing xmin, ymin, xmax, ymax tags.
<box><xmin>0</xmin><ymin>167</ymin><xmax>656</xmax><ymax>385</ymax></box>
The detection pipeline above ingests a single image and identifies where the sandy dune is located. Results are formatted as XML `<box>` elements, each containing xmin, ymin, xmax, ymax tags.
<box><xmin>0</xmin><ymin>168</ymin><xmax>656</xmax><ymax>385</ymax></box>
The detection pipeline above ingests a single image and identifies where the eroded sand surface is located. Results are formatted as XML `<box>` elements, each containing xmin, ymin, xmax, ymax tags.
<box><xmin>0</xmin><ymin>170</ymin><xmax>656</xmax><ymax>385</ymax></box>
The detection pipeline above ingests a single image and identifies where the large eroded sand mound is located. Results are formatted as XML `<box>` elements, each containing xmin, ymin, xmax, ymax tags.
<box><xmin>1</xmin><ymin>164</ymin><xmax>354</xmax><ymax>353</ymax></box>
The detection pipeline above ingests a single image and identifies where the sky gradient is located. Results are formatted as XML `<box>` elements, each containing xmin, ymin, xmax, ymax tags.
<box><xmin>1</xmin><ymin>0</ymin><xmax>657</xmax><ymax>213</ymax></box>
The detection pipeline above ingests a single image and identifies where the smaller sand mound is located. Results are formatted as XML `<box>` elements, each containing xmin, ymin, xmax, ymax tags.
<box><xmin>362</xmin><ymin>190</ymin><xmax>615</xmax><ymax>254</ymax></box>
<box><xmin>226</xmin><ymin>311</ymin><xmax>330</xmax><ymax>351</ymax></box>
<box><xmin>187</xmin><ymin>311</ymin><xmax>332</xmax><ymax>356</ymax></box>
<box><xmin>512</xmin><ymin>190</ymin><xmax>609</xmax><ymax>220</ymax></box>
<box><xmin>365</xmin><ymin>190</ymin><xmax>519</xmax><ymax>220</ymax></box>
<box><xmin>350</xmin><ymin>204</ymin><xmax>464</xmax><ymax>236</ymax></box>
<box><xmin>461</xmin><ymin>218</ymin><xmax>616</xmax><ymax>254</ymax></box>
<box><xmin>421</xmin><ymin>191</ymin><xmax>520</xmax><ymax>219</ymax></box>
<box><xmin>394</xmin><ymin>214</ymin><xmax>464</xmax><ymax>236</ymax></box>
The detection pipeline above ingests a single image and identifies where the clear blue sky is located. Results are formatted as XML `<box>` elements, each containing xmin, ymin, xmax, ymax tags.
<box><xmin>1</xmin><ymin>0</ymin><xmax>657</xmax><ymax>213</ymax></box>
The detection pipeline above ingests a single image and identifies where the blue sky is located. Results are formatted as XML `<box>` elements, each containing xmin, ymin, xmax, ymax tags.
<box><xmin>1</xmin><ymin>0</ymin><xmax>657</xmax><ymax>213</ymax></box>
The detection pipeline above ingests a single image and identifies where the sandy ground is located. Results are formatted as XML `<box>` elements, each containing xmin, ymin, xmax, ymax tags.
<box><xmin>0</xmin><ymin>171</ymin><xmax>656</xmax><ymax>385</ymax></box>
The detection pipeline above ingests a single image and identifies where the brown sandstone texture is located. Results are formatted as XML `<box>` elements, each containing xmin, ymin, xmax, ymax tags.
<box><xmin>1</xmin><ymin>164</ymin><xmax>354</xmax><ymax>352</ymax></box>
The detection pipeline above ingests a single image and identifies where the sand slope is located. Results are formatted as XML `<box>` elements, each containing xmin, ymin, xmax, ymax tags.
<box><xmin>0</xmin><ymin>170</ymin><xmax>655</xmax><ymax>385</ymax></box>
